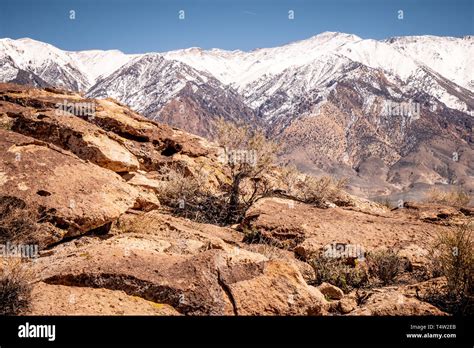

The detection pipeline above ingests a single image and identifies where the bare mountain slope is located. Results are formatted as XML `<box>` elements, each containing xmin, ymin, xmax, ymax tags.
<box><xmin>1</xmin><ymin>33</ymin><xmax>472</xmax><ymax>200</ymax></box>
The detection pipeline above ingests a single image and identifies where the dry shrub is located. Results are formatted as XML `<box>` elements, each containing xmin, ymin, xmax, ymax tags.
<box><xmin>158</xmin><ymin>120</ymin><xmax>350</xmax><ymax>225</ymax></box>
<box><xmin>0</xmin><ymin>196</ymin><xmax>38</xmax><ymax>244</ymax></box>
<box><xmin>280</xmin><ymin>165</ymin><xmax>348</xmax><ymax>207</ymax></box>
<box><xmin>309</xmin><ymin>254</ymin><xmax>369</xmax><ymax>293</ymax></box>
<box><xmin>155</xmin><ymin>166</ymin><xmax>230</xmax><ymax>225</ymax></box>
<box><xmin>242</xmin><ymin>227</ymin><xmax>284</xmax><ymax>249</ymax></box>
<box><xmin>155</xmin><ymin>164</ymin><xmax>261</xmax><ymax>225</ymax></box>
<box><xmin>242</xmin><ymin>226</ymin><xmax>293</xmax><ymax>260</ymax></box>
<box><xmin>299</xmin><ymin>175</ymin><xmax>348</xmax><ymax>206</ymax></box>
<box><xmin>0</xmin><ymin>117</ymin><xmax>13</xmax><ymax>130</ymax></box>
<box><xmin>280</xmin><ymin>164</ymin><xmax>302</xmax><ymax>194</ymax></box>
<box><xmin>213</xmin><ymin>118</ymin><xmax>280</xmax><ymax>223</ymax></box>
<box><xmin>366</xmin><ymin>249</ymin><xmax>403</xmax><ymax>285</ymax></box>
<box><xmin>423</xmin><ymin>224</ymin><xmax>474</xmax><ymax>314</ymax></box>
<box><xmin>155</xmin><ymin>166</ymin><xmax>207</xmax><ymax>206</ymax></box>
<box><xmin>0</xmin><ymin>259</ymin><xmax>33</xmax><ymax>315</ymax></box>
<box><xmin>374</xmin><ymin>197</ymin><xmax>395</xmax><ymax>210</ymax></box>
<box><xmin>426</xmin><ymin>188</ymin><xmax>470</xmax><ymax>207</ymax></box>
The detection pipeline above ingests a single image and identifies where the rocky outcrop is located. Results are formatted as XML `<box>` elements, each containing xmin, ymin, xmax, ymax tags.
<box><xmin>9</xmin><ymin>107</ymin><xmax>140</xmax><ymax>172</ymax></box>
<box><xmin>0</xmin><ymin>84</ymin><xmax>464</xmax><ymax>316</ymax></box>
<box><xmin>317</xmin><ymin>282</ymin><xmax>344</xmax><ymax>300</ymax></box>
<box><xmin>243</xmin><ymin>197</ymin><xmax>455</xmax><ymax>259</ymax></box>
<box><xmin>402</xmin><ymin>201</ymin><xmax>466</xmax><ymax>223</ymax></box>
<box><xmin>0</xmin><ymin>129</ymin><xmax>139</xmax><ymax>247</ymax></box>
<box><xmin>29</xmin><ymin>282</ymin><xmax>181</xmax><ymax>316</ymax></box>
<box><xmin>349</xmin><ymin>288</ymin><xmax>447</xmax><ymax>316</ymax></box>
<box><xmin>31</xmin><ymin>236</ymin><xmax>327</xmax><ymax>316</ymax></box>
<box><xmin>22</xmin><ymin>207</ymin><xmax>328</xmax><ymax>316</ymax></box>
<box><xmin>0</xmin><ymin>83</ymin><xmax>228</xmax><ymax>248</ymax></box>
<box><xmin>220</xmin><ymin>260</ymin><xmax>328</xmax><ymax>315</ymax></box>
<box><xmin>338</xmin><ymin>296</ymin><xmax>358</xmax><ymax>314</ymax></box>
<box><xmin>0</xmin><ymin>83</ymin><xmax>227</xmax><ymax>188</ymax></box>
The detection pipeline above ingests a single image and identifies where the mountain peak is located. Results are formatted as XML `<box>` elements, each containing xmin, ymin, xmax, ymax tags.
<box><xmin>313</xmin><ymin>31</ymin><xmax>361</xmax><ymax>40</ymax></box>
<box><xmin>17</xmin><ymin>37</ymin><xmax>40</xmax><ymax>42</ymax></box>
<box><xmin>302</xmin><ymin>31</ymin><xmax>362</xmax><ymax>44</ymax></box>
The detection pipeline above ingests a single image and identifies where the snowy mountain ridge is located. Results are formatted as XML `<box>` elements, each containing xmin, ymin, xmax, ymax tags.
<box><xmin>1</xmin><ymin>32</ymin><xmax>472</xmax><ymax>92</ymax></box>
<box><xmin>0</xmin><ymin>32</ymin><xmax>472</xmax><ymax>124</ymax></box>
<box><xmin>0</xmin><ymin>32</ymin><xmax>473</xmax><ymax>201</ymax></box>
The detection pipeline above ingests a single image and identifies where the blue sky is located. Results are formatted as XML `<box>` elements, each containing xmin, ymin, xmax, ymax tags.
<box><xmin>0</xmin><ymin>0</ymin><xmax>472</xmax><ymax>53</ymax></box>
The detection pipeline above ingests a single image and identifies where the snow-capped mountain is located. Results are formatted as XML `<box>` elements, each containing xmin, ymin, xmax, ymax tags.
<box><xmin>68</xmin><ymin>49</ymin><xmax>134</xmax><ymax>83</ymax></box>
<box><xmin>87</xmin><ymin>53</ymin><xmax>258</xmax><ymax>137</ymax></box>
<box><xmin>164</xmin><ymin>32</ymin><xmax>361</xmax><ymax>89</ymax></box>
<box><xmin>0</xmin><ymin>32</ymin><xmax>472</xmax><ymax>200</ymax></box>
<box><xmin>0</xmin><ymin>38</ymin><xmax>91</xmax><ymax>91</ymax></box>
<box><xmin>385</xmin><ymin>35</ymin><xmax>474</xmax><ymax>91</ymax></box>
<box><xmin>164</xmin><ymin>32</ymin><xmax>474</xmax><ymax>111</ymax></box>
<box><xmin>1</xmin><ymin>32</ymin><xmax>472</xmax><ymax>115</ymax></box>
<box><xmin>0</xmin><ymin>38</ymin><xmax>133</xmax><ymax>90</ymax></box>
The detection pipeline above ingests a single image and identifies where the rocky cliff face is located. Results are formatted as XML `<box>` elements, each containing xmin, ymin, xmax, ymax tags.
<box><xmin>1</xmin><ymin>84</ymin><xmax>470</xmax><ymax>316</ymax></box>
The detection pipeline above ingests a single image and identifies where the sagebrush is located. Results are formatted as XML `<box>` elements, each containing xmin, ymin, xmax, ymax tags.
<box><xmin>0</xmin><ymin>260</ymin><xmax>33</xmax><ymax>315</ymax></box>
<box><xmin>366</xmin><ymin>249</ymin><xmax>403</xmax><ymax>285</ymax></box>
<box><xmin>309</xmin><ymin>254</ymin><xmax>369</xmax><ymax>293</ymax></box>
<box><xmin>426</xmin><ymin>188</ymin><xmax>470</xmax><ymax>207</ymax></box>
<box><xmin>424</xmin><ymin>224</ymin><xmax>474</xmax><ymax>314</ymax></box>
<box><xmin>280</xmin><ymin>165</ymin><xmax>348</xmax><ymax>207</ymax></box>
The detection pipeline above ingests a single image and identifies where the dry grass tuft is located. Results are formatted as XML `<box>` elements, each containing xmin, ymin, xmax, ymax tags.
<box><xmin>366</xmin><ymin>249</ymin><xmax>403</xmax><ymax>285</ymax></box>
<box><xmin>423</xmin><ymin>224</ymin><xmax>474</xmax><ymax>314</ymax></box>
<box><xmin>0</xmin><ymin>259</ymin><xmax>33</xmax><ymax>315</ymax></box>
<box><xmin>280</xmin><ymin>165</ymin><xmax>349</xmax><ymax>207</ymax></box>
<box><xmin>0</xmin><ymin>196</ymin><xmax>38</xmax><ymax>244</ymax></box>
<box><xmin>309</xmin><ymin>254</ymin><xmax>369</xmax><ymax>293</ymax></box>
<box><xmin>426</xmin><ymin>188</ymin><xmax>470</xmax><ymax>207</ymax></box>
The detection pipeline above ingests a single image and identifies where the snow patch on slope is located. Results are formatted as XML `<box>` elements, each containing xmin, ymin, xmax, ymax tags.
<box><xmin>164</xmin><ymin>32</ymin><xmax>362</xmax><ymax>89</ymax></box>
<box><xmin>385</xmin><ymin>35</ymin><xmax>474</xmax><ymax>91</ymax></box>
<box><xmin>68</xmin><ymin>49</ymin><xmax>135</xmax><ymax>83</ymax></box>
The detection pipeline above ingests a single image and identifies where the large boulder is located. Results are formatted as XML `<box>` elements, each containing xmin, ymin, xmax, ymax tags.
<box><xmin>220</xmin><ymin>260</ymin><xmax>328</xmax><ymax>315</ymax></box>
<box><xmin>243</xmin><ymin>197</ymin><xmax>453</xmax><ymax>256</ymax></box>
<box><xmin>317</xmin><ymin>282</ymin><xmax>344</xmax><ymax>300</ymax></box>
<box><xmin>32</xmin><ymin>245</ymin><xmax>237</xmax><ymax>315</ymax></box>
<box><xmin>5</xmin><ymin>104</ymin><xmax>139</xmax><ymax>172</ymax></box>
<box><xmin>29</xmin><ymin>282</ymin><xmax>181</xmax><ymax>315</ymax></box>
<box><xmin>0</xmin><ymin>130</ymin><xmax>138</xmax><ymax>247</ymax></box>
<box><xmin>31</xmin><ymin>240</ymin><xmax>328</xmax><ymax>316</ymax></box>
<box><xmin>349</xmin><ymin>288</ymin><xmax>447</xmax><ymax>316</ymax></box>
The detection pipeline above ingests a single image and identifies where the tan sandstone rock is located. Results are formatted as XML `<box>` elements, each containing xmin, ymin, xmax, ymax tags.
<box><xmin>317</xmin><ymin>282</ymin><xmax>344</xmax><ymax>300</ymax></box>
<box><xmin>0</xmin><ymin>130</ymin><xmax>139</xmax><ymax>247</ymax></box>
<box><xmin>349</xmin><ymin>288</ymin><xmax>447</xmax><ymax>316</ymax></box>
<box><xmin>29</xmin><ymin>282</ymin><xmax>181</xmax><ymax>316</ymax></box>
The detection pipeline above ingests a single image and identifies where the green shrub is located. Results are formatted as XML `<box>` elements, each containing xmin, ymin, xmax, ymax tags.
<box><xmin>366</xmin><ymin>249</ymin><xmax>402</xmax><ymax>285</ymax></box>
